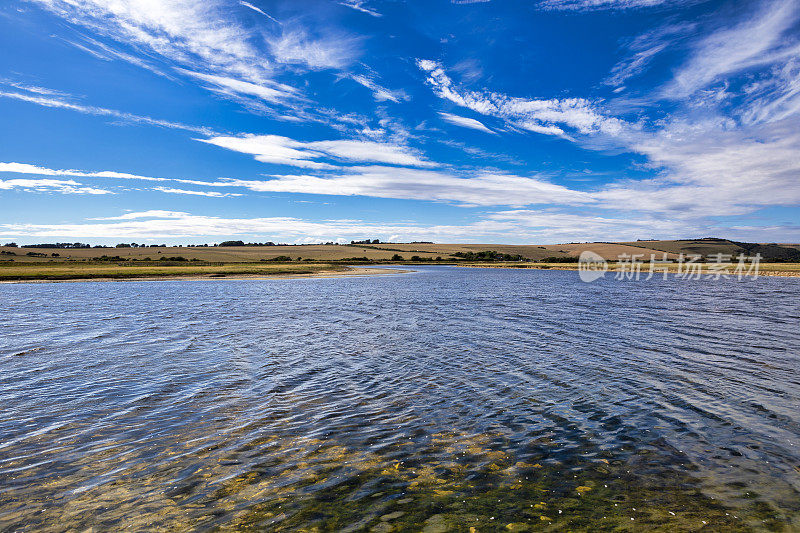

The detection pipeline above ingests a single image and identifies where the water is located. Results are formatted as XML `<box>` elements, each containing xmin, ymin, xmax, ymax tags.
<box><xmin>1</xmin><ymin>266</ymin><xmax>799</xmax><ymax>531</ymax></box>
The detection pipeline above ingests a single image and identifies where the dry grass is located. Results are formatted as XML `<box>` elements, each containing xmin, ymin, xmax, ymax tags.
<box><xmin>0</xmin><ymin>244</ymin><xmax>444</xmax><ymax>263</ymax></box>
<box><xmin>0</xmin><ymin>262</ymin><xmax>350</xmax><ymax>282</ymax></box>
<box><xmin>0</xmin><ymin>242</ymin><xmax>676</xmax><ymax>263</ymax></box>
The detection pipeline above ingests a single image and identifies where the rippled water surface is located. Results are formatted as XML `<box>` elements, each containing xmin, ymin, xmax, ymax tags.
<box><xmin>1</xmin><ymin>266</ymin><xmax>800</xmax><ymax>532</ymax></box>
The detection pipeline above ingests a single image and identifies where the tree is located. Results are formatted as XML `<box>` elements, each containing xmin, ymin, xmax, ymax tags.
<box><xmin>392</xmin><ymin>254</ymin><xmax>404</xmax><ymax>261</ymax></box>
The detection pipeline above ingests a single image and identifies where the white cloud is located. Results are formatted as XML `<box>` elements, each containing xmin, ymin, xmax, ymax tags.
<box><xmin>351</xmin><ymin>74</ymin><xmax>407</xmax><ymax>103</ymax></box>
<box><xmin>7</xmin><ymin>208</ymin><xmax>797</xmax><ymax>244</ymax></box>
<box><xmin>666</xmin><ymin>0</ymin><xmax>800</xmax><ymax>100</ymax></box>
<box><xmin>27</xmin><ymin>0</ymin><xmax>274</xmax><ymax>83</ymax></box>
<box><xmin>228</xmin><ymin>166</ymin><xmax>593</xmax><ymax>207</ymax></box>
<box><xmin>339</xmin><ymin>1</ymin><xmax>382</xmax><ymax>17</ymax></box>
<box><xmin>239</xmin><ymin>1</ymin><xmax>280</xmax><ymax>23</ymax></box>
<box><xmin>438</xmin><ymin>112</ymin><xmax>494</xmax><ymax>133</ymax></box>
<box><xmin>418</xmin><ymin>60</ymin><xmax>624</xmax><ymax>138</ymax></box>
<box><xmin>0</xmin><ymin>178</ymin><xmax>112</xmax><ymax>195</ymax></box>
<box><xmin>603</xmin><ymin>116</ymin><xmax>800</xmax><ymax>216</ymax></box>
<box><xmin>417</xmin><ymin>59</ymin><xmax>438</xmax><ymax>72</ymax></box>
<box><xmin>197</xmin><ymin>135</ymin><xmax>338</xmax><ymax>170</ymax></box>
<box><xmin>61</xmin><ymin>35</ymin><xmax>173</xmax><ymax>78</ymax></box>
<box><xmin>90</xmin><ymin>210</ymin><xmax>192</xmax><ymax>220</ymax></box>
<box><xmin>267</xmin><ymin>29</ymin><xmax>360</xmax><ymax>70</ymax></box>
<box><xmin>538</xmin><ymin>0</ymin><xmax>683</xmax><ymax>10</ymax></box>
<box><xmin>0</xmin><ymin>88</ymin><xmax>213</xmax><ymax>135</ymax></box>
<box><xmin>177</xmin><ymin>70</ymin><xmax>299</xmax><ymax>104</ymax></box>
<box><xmin>605</xmin><ymin>23</ymin><xmax>694</xmax><ymax>89</ymax></box>
<box><xmin>0</xmin><ymin>161</ymin><xmax>166</xmax><ymax>181</ymax></box>
<box><xmin>590</xmin><ymin>1</ymin><xmax>800</xmax><ymax>219</ymax></box>
<box><xmin>25</xmin><ymin>0</ymin><xmax>359</xmax><ymax>118</ymax></box>
<box><xmin>199</xmin><ymin>134</ymin><xmax>435</xmax><ymax>168</ymax></box>
<box><xmin>152</xmin><ymin>187</ymin><xmax>242</xmax><ymax>197</ymax></box>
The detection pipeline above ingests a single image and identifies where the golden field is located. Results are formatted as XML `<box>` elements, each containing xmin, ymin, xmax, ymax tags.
<box><xmin>0</xmin><ymin>241</ymin><xmax>690</xmax><ymax>263</ymax></box>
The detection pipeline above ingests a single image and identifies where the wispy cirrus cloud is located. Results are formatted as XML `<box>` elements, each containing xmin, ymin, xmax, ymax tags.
<box><xmin>0</xmin><ymin>85</ymin><xmax>214</xmax><ymax>135</ymax></box>
<box><xmin>199</xmin><ymin>134</ymin><xmax>435</xmax><ymax>168</ymax></box>
<box><xmin>0</xmin><ymin>161</ymin><xmax>167</xmax><ymax>181</ymax></box>
<box><xmin>665</xmin><ymin>0</ymin><xmax>800</xmax><ymax>100</ymax></box>
<box><xmin>339</xmin><ymin>1</ymin><xmax>382</xmax><ymax>17</ymax></box>
<box><xmin>538</xmin><ymin>0</ymin><xmax>689</xmax><ymax>10</ymax></box>
<box><xmin>26</xmin><ymin>0</ymin><xmax>274</xmax><ymax>81</ymax></box>
<box><xmin>229</xmin><ymin>166</ymin><xmax>592</xmax><ymax>207</ymax></box>
<box><xmin>350</xmin><ymin>74</ymin><xmax>408</xmax><ymax>103</ymax></box>
<box><xmin>25</xmin><ymin>0</ymin><xmax>362</xmax><ymax>117</ymax></box>
<box><xmin>0</xmin><ymin>158</ymin><xmax>589</xmax><ymax>206</ymax></box>
<box><xmin>177</xmin><ymin>69</ymin><xmax>300</xmax><ymax>104</ymax></box>
<box><xmin>418</xmin><ymin>60</ymin><xmax>625</xmax><ymax>138</ymax></box>
<box><xmin>604</xmin><ymin>23</ymin><xmax>694</xmax><ymax>89</ymax></box>
<box><xmin>238</xmin><ymin>1</ymin><xmax>280</xmax><ymax>23</ymax></box>
<box><xmin>595</xmin><ymin>0</ymin><xmax>800</xmax><ymax>219</ymax></box>
<box><xmin>0</xmin><ymin>178</ymin><xmax>112</xmax><ymax>195</ymax></box>
<box><xmin>438</xmin><ymin>112</ymin><xmax>494</xmax><ymax>133</ymax></box>
<box><xmin>152</xmin><ymin>187</ymin><xmax>242</xmax><ymax>198</ymax></box>
<box><xmin>267</xmin><ymin>28</ymin><xmax>361</xmax><ymax>70</ymax></box>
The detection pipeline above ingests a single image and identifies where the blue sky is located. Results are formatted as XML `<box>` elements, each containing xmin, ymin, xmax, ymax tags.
<box><xmin>1</xmin><ymin>0</ymin><xmax>799</xmax><ymax>245</ymax></box>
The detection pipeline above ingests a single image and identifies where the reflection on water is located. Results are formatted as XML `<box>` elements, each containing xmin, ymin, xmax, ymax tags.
<box><xmin>1</xmin><ymin>266</ymin><xmax>799</xmax><ymax>531</ymax></box>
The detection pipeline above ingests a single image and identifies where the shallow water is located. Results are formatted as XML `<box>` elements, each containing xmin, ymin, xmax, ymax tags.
<box><xmin>1</xmin><ymin>266</ymin><xmax>799</xmax><ymax>531</ymax></box>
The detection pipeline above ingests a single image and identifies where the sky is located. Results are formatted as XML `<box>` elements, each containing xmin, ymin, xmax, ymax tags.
<box><xmin>1</xmin><ymin>0</ymin><xmax>799</xmax><ymax>245</ymax></box>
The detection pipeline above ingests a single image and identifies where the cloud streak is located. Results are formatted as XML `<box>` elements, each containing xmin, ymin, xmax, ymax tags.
<box><xmin>418</xmin><ymin>60</ymin><xmax>624</xmax><ymax>138</ymax></box>
<box><xmin>5</xmin><ymin>208</ymin><xmax>797</xmax><ymax>244</ymax></box>
<box><xmin>229</xmin><ymin>166</ymin><xmax>592</xmax><ymax>206</ymax></box>
<box><xmin>0</xmin><ymin>87</ymin><xmax>213</xmax><ymax>135</ymax></box>
<box><xmin>199</xmin><ymin>134</ymin><xmax>435</xmax><ymax>168</ymax></box>
<box><xmin>0</xmin><ymin>178</ymin><xmax>112</xmax><ymax>195</ymax></box>
<box><xmin>438</xmin><ymin>112</ymin><xmax>494</xmax><ymax>133</ymax></box>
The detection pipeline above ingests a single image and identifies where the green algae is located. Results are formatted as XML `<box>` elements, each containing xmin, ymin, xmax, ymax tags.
<box><xmin>215</xmin><ymin>431</ymin><xmax>783</xmax><ymax>532</ymax></box>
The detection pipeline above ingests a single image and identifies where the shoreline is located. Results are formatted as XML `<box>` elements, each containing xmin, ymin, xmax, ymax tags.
<box><xmin>0</xmin><ymin>266</ymin><xmax>411</xmax><ymax>284</ymax></box>
<box><xmin>454</xmin><ymin>263</ymin><xmax>800</xmax><ymax>277</ymax></box>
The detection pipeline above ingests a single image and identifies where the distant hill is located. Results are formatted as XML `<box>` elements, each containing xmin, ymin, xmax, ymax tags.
<box><xmin>619</xmin><ymin>238</ymin><xmax>800</xmax><ymax>261</ymax></box>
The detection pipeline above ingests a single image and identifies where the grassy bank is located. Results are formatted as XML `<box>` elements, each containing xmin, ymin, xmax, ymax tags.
<box><xmin>0</xmin><ymin>261</ymin><xmax>352</xmax><ymax>282</ymax></box>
